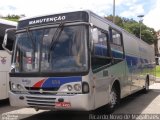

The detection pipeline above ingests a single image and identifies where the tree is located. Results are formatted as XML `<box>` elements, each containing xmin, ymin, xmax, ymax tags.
<box><xmin>105</xmin><ymin>15</ymin><xmax>158</xmax><ymax>55</ymax></box>
<box><xmin>105</xmin><ymin>15</ymin><xmax>124</xmax><ymax>27</ymax></box>
<box><xmin>2</xmin><ymin>14</ymin><xmax>25</xmax><ymax>22</ymax></box>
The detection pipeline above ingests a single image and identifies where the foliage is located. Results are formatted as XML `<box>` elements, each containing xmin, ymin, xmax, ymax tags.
<box><xmin>156</xmin><ymin>66</ymin><xmax>160</xmax><ymax>77</ymax></box>
<box><xmin>2</xmin><ymin>14</ymin><xmax>25</xmax><ymax>22</ymax></box>
<box><xmin>105</xmin><ymin>15</ymin><xmax>157</xmax><ymax>45</ymax></box>
<box><xmin>3</xmin><ymin>17</ymin><xmax>19</xmax><ymax>22</ymax></box>
<box><xmin>106</xmin><ymin>15</ymin><xmax>124</xmax><ymax>27</ymax></box>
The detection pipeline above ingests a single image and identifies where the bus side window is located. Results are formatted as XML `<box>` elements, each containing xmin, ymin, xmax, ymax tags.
<box><xmin>110</xmin><ymin>29</ymin><xmax>124</xmax><ymax>61</ymax></box>
<box><xmin>91</xmin><ymin>28</ymin><xmax>111</xmax><ymax>70</ymax></box>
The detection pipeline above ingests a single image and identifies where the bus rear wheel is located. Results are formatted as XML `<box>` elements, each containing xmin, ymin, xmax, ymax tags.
<box><xmin>143</xmin><ymin>77</ymin><xmax>149</xmax><ymax>94</ymax></box>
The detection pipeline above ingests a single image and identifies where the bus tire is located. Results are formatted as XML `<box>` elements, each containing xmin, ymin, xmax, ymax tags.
<box><xmin>106</xmin><ymin>85</ymin><xmax>120</xmax><ymax>113</ymax></box>
<box><xmin>143</xmin><ymin>76</ymin><xmax>149</xmax><ymax>94</ymax></box>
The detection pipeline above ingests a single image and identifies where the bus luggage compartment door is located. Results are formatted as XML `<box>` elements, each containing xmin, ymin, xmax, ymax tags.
<box><xmin>0</xmin><ymin>72</ymin><xmax>8</xmax><ymax>99</ymax></box>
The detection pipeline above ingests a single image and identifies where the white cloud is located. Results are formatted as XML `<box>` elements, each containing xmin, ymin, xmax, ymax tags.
<box><xmin>120</xmin><ymin>4</ymin><xmax>144</xmax><ymax>18</ymax></box>
<box><xmin>0</xmin><ymin>0</ymin><xmax>159</xmax><ymax>31</ymax></box>
<box><xmin>0</xmin><ymin>0</ymin><xmax>113</xmax><ymax>17</ymax></box>
<box><xmin>120</xmin><ymin>1</ymin><xmax>145</xmax><ymax>18</ymax></box>
<box><xmin>143</xmin><ymin>0</ymin><xmax>160</xmax><ymax>31</ymax></box>
<box><xmin>0</xmin><ymin>0</ymin><xmax>144</xmax><ymax>18</ymax></box>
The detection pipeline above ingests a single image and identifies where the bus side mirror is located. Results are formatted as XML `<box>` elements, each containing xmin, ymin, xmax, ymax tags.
<box><xmin>91</xmin><ymin>28</ymin><xmax>98</xmax><ymax>52</ymax></box>
<box><xmin>2</xmin><ymin>28</ymin><xmax>16</xmax><ymax>55</ymax></box>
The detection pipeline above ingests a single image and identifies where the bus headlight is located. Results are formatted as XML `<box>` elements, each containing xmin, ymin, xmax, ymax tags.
<box><xmin>74</xmin><ymin>84</ymin><xmax>81</xmax><ymax>91</ymax></box>
<box><xmin>11</xmin><ymin>83</ymin><xmax>24</xmax><ymax>91</ymax></box>
<box><xmin>82</xmin><ymin>82</ymin><xmax>89</xmax><ymax>94</ymax></box>
<box><xmin>67</xmin><ymin>85</ymin><xmax>73</xmax><ymax>91</ymax></box>
<box><xmin>17</xmin><ymin>84</ymin><xmax>24</xmax><ymax>91</ymax></box>
<box><xmin>11</xmin><ymin>83</ymin><xmax>16</xmax><ymax>90</ymax></box>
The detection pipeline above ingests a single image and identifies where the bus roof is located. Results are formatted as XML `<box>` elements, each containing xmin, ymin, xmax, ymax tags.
<box><xmin>19</xmin><ymin>10</ymin><xmax>91</xmax><ymax>21</ymax></box>
<box><xmin>17</xmin><ymin>10</ymin><xmax>152</xmax><ymax>47</ymax></box>
<box><xmin>0</xmin><ymin>18</ymin><xmax>17</xmax><ymax>26</ymax></box>
<box><xmin>0</xmin><ymin>18</ymin><xmax>17</xmax><ymax>37</ymax></box>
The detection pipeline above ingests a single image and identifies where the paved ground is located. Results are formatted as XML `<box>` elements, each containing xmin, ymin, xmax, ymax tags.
<box><xmin>114</xmin><ymin>83</ymin><xmax>160</xmax><ymax>114</ymax></box>
<box><xmin>0</xmin><ymin>99</ymin><xmax>20</xmax><ymax>115</ymax></box>
<box><xmin>0</xmin><ymin>83</ymin><xmax>160</xmax><ymax>120</ymax></box>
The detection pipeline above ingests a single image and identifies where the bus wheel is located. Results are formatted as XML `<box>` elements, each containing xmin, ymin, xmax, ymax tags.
<box><xmin>106</xmin><ymin>86</ymin><xmax>119</xmax><ymax>113</ymax></box>
<box><xmin>143</xmin><ymin>77</ymin><xmax>149</xmax><ymax>94</ymax></box>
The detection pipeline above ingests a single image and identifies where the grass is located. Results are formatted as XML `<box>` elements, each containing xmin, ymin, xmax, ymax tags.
<box><xmin>3</xmin><ymin>18</ymin><xmax>18</xmax><ymax>22</ymax></box>
<box><xmin>156</xmin><ymin>66</ymin><xmax>160</xmax><ymax>77</ymax></box>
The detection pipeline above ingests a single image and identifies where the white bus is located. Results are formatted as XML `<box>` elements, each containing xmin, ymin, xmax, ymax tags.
<box><xmin>3</xmin><ymin>11</ymin><xmax>155</xmax><ymax>112</ymax></box>
<box><xmin>0</xmin><ymin>19</ymin><xmax>17</xmax><ymax>100</ymax></box>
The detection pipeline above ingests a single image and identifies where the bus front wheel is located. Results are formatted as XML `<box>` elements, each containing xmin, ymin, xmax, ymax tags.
<box><xmin>106</xmin><ymin>85</ymin><xmax>120</xmax><ymax>113</ymax></box>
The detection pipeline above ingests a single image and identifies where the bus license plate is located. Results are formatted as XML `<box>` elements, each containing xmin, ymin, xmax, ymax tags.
<box><xmin>55</xmin><ymin>102</ymin><xmax>71</xmax><ymax>107</ymax></box>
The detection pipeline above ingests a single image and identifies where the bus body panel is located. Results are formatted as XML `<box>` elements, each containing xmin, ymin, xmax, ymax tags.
<box><xmin>9</xmin><ymin>75</ymin><xmax>95</xmax><ymax>110</ymax></box>
<box><xmin>122</xmin><ymin>30</ymin><xmax>155</xmax><ymax>94</ymax></box>
<box><xmin>0</xmin><ymin>19</ymin><xmax>16</xmax><ymax>100</ymax></box>
<box><xmin>89</xmin><ymin>10</ymin><xmax>155</xmax><ymax>101</ymax></box>
<box><xmin>9</xmin><ymin>92</ymin><xmax>93</xmax><ymax>111</ymax></box>
<box><xmin>0</xmin><ymin>50</ymin><xmax>11</xmax><ymax>100</ymax></box>
<box><xmin>93</xmin><ymin>61</ymin><xmax>128</xmax><ymax>109</ymax></box>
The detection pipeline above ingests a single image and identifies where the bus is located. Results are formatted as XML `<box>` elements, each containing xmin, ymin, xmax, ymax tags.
<box><xmin>0</xmin><ymin>19</ymin><xmax>17</xmax><ymax>100</ymax></box>
<box><xmin>2</xmin><ymin>10</ymin><xmax>155</xmax><ymax>112</ymax></box>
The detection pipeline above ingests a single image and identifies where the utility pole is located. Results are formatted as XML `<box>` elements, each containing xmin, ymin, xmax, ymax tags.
<box><xmin>137</xmin><ymin>15</ymin><xmax>144</xmax><ymax>40</ymax></box>
<box><xmin>113</xmin><ymin>0</ymin><xmax>115</xmax><ymax>23</ymax></box>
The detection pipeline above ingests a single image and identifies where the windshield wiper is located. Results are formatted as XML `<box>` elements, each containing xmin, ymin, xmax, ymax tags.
<box><xmin>26</xmin><ymin>27</ymin><xmax>36</xmax><ymax>51</ymax></box>
<box><xmin>48</xmin><ymin>22</ymin><xmax>65</xmax><ymax>61</ymax></box>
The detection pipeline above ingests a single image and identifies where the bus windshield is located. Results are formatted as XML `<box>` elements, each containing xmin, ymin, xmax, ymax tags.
<box><xmin>12</xmin><ymin>25</ymin><xmax>88</xmax><ymax>73</ymax></box>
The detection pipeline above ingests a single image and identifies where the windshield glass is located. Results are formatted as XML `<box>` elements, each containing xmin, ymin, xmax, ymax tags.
<box><xmin>13</xmin><ymin>25</ymin><xmax>88</xmax><ymax>73</ymax></box>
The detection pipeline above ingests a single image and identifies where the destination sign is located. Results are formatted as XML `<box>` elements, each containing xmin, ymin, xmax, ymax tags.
<box><xmin>29</xmin><ymin>16</ymin><xmax>66</xmax><ymax>25</ymax></box>
<box><xmin>17</xmin><ymin>11</ymin><xmax>89</xmax><ymax>29</ymax></box>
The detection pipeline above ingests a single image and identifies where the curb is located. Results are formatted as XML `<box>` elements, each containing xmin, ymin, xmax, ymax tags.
<box><xmin>156</xmin><ymin>81</ymin><xmax>160</xmax><ymax>83</ymax></box>
<box><xmin>156</xmin><ymin>77</ymin><xmax>160</xmax><ymax>83</ymax></box>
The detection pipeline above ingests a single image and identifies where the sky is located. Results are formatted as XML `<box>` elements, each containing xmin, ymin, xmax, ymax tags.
<box><xmin>0</xmin><ymin>0</ymin><xmax>160</xmax><ymax>31</ymax></box>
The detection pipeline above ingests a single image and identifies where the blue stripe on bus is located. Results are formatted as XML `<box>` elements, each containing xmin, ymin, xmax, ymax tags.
<box><xmin>94</xmin><ymin>45</ymin><xmax>123</xmax><ymax>58</ymax></box>
<box><xmin>94</xmin><ymin>45</ymin><xmax>153</xmax><ymax>70</ymax></box>
<box><xmin>41</xmin><ymin>76</ymin><xmax>82</xmax><ymax>88</ymax></box>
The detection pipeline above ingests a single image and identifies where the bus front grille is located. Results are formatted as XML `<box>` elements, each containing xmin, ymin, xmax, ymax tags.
<box><xmin>25</xmin><ymin>87</ymin><xmax>59</xmax><ymax>95</ymax></box>
<box><xmin>25</xmin><ymin>87</ymin><xmax>59</xmax><ymax>91</ymax></box>
<box><xmin>26</xmin><ymin>96</ymin><xmax>56</xmax><ymax>107</ymax></box>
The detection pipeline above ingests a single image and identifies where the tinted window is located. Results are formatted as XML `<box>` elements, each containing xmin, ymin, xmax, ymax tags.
<box><xmin>92</xmin><ymin>28</ymin><xmax>111</xmax><ymax>70</ymax></box>
<box><xmin>110</xmin><ymin>29</ymin><xmax>124</xmax><ymax>59</ymax></box>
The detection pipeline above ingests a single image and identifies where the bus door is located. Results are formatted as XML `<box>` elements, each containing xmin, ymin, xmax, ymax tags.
<box><xmin>91</xmin><ymin>28</ymin><xmax>112</xmax><ymax>108</ymax></box>
<box><xmin>109</xmin><ymin>28</ymin><xmax>130</xmax><ymax>97</ymax></box>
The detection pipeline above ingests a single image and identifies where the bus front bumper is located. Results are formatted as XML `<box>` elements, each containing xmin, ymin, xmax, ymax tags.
<box><xmin>9</xmin><ymin>91</ymin><xmax>94</xmax><ymax>111</ymax></box>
